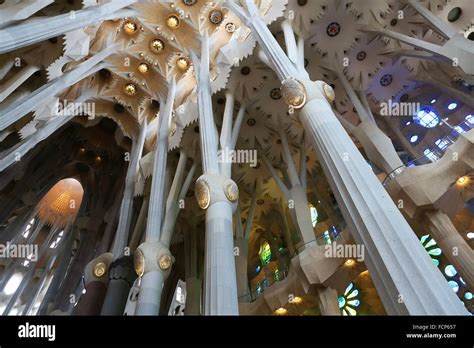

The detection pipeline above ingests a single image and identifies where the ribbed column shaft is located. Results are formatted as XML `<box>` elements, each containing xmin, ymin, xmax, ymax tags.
<box><xmin>204</xmin><ymin>202</ymin><xmax>238</xmax><ymax>315</ymax></box>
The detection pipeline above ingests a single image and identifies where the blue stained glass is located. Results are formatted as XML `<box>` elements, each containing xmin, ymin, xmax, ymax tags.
<box><xmin>348</xmin><ymin>299</ymin><xmax>360</xmax><ymax>307</ymax></box>
<box><xmin>424</xmin><ymin>149</ymin><xmax>438</xmax><ymax>162</ymax></box>
<box><xmin>323</xmin><ymin>231</ymin><xmax>331</xmax><ymax>245</ymax></box>
<box><xmin>454</xmin><ymin>126</ymin><xmax>466</xmax><ymax>134</ymax></box>
<box><xmin>448</xmin><ymin>280</ymin><xmax>459</xmax><ymax>293</ymax></box>
<box><xmin>448</xmin><ymin>102</ymin><xmax>458</xmax><ymax>110</ymax></box>
<box><xmin>466</xmin><ymin>114</ymin><xmax>474</xmax><ymax>125</ymax></box>
<box><xmin>338</xmin><ymin>296</ymin><xmax>345</xmax><ymax>308</ymax></box>
<box><xmin>414</xmin><ymin>106</ymin><xmax>440</xmax><ymax>128</ymax></box>
<box><xmin>428</xmin><ymin>248</ymin><xmax>442</xmax><ymax>256</ymax></box>
<box><xmin>444</xmin><ymin>265</ymin><xmax>457</xmax><ymax>277</ymax></box>
<box><xmin>339</xmin><ymin>282</ymin><xmax>361</xmax><ymax>316</ymax></box>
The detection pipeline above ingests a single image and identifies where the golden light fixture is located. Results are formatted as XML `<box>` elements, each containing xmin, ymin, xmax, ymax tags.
<box><xmin>274</xmin><ymin>307</ymin><xmax>288</xmax><ymax>315</ymax></box>
<box><xmin>124</xmin><ymin>83</ymin><xmax>138</xmax><ymax>96</ymax></box>
<box><xmin>176</xmin><ymin>57</ymin><xmax>190</xmax><ymax>72</ymax></box>
<box><xmin>166</xmin><ymin>14</ymin><xmax>180</xmax><ymax>29</ymax></box>
<box><xmin>195</xmin><ymin>178</ymin><xmax>211</xmax><ymax>210</ymax></box>
<box><xmin>150</xmin><ymin>39</ymin><xmax>165</xmax><ymax>54</ymax></box>
<box><xmin>291</xmin><ymin>296</ymin><xmax>303</xmax><ymax>304</ymax></box>
<box><xmin>345</xmin><ymin>259</ymin><xmax>355</xmax><ymax>266</ymax></box>
<box><xmin>36</xmin><ymin>178</ymin><xmax>84</xmax><ymax>228</ymax></box>
<box><xmin>225</xmin><ymin>181</ymin><xmax>239</xmax><ymax>203</ymax></box>
<box><xmin>137</xmin><ymin>62</ymin><xmax>150</xmax><ymax>74</ymax></box>
<box><xmin>456</xmin><ymin>176</ymin><xmax>469</xmax><ymax>186</ymax></box>
<box><xmin>134</xmin><ymin>248</ymin><xmax>145</xmax><ymax>277</ymax></box>
<box><xmin>93</xmin><ymin>262</ymin><xmax>107</xmax><ymax>278</ymax></box>
<box><xmin>123</xmin><ymin>20</ymin><xmax>138</xmax><ymax>35</ymax></box>
<box><xmin>159</xmin><ymin>254</ymin><xmax>172</xmax><ymax>270</ymax></box>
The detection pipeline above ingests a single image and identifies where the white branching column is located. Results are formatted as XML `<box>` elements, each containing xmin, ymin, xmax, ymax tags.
<box><xmin>0</xmin><ymin>115</ymin><xmax>73</xmax><ymax>172</ymax></box>
<box><xmin>100</xmin><ymin>121</ymin><xmax>147</xmax><ymax>315</ymax></box>
<box><xmin>134</xmin><ymin>82</ymin><xmax>176</xmax><ymax>315</ymax></box>
<box><xmin>335</xmin><ymin>70</ymin><xmax>403</xmax><ymax>173</ymax></box>
<box><xmin>228</xmin><ymin>0</ymin><xmax>468</xmax><ymax>315</ymax></box>
<box><xmin>0</xmin><ymin>0</ymin><xmax>136</xmax><ymax>54</ymax></box>
<box><xmin>193</xmin><ymin>35</ymin><xmax>240</xmax><ymax>315</ymax></box>
<box><xmin>258</xmin><ymin>130</ymin><xmax>314</xmax><ymax>245</ymax></box>
<box><xmin>0</xmin><ymin>46</ymin><xmax>115</xmax><ymax>132</ymax></box>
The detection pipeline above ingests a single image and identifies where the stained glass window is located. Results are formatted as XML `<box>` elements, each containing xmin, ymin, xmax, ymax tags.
<box><xmin>259</xmin><ymin>241</ymin><xmax>271</xmax><ymax>265</ymax></box>
<box><xmin>323</xmin><ymin>230</ymin><xmax>331</xmax><ymax>245</ymax></box>
<box><xmin>424</xmin><ymin>149</ymin><xmax>438</xmax><ymax>162</ymax></box>
<box><xmin>448</xmin><ymin>280</ymin><xmax>459</xmax><ymax>293</ymax></box>
<box><xmin>310</xmin><ymin>206</ymin><xmax>318</xmax><ymax>227</ymax></box>
<box><xmin>466</xmin><ymin>114</ymin><xmax>474</xmax><ymax>125</ymax></box>
<box><xmin>420</xmin><ymin>234</ymin><xmax>442</xmax><ymax>266</ymax></box>
<box><xmin>414</xmin><ymin>106</ymin><xmax>439</xmax><ymax>128</ymax></box>
<box><xmin>435</xmin><ymin>139</ymin><xmax>449</xmax><ymax>150</ymax></box>
<box><xmin>338</xmin><ymin>282</ymin><xmax>360</xmax><ymax>316</ymax></box>
<box><xmin>444</xmin><ymin>265</ymin><xmax>457</xmax><ymax>277</ymax></box>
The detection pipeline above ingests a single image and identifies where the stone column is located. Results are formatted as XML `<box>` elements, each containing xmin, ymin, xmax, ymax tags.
<box><xmin>315</xmin><ymin>286</ymin><xmax>341</xmax><ymax>316</ymax></box>
<box><xmin>101</xmin><ymin>121</ymin><xmax>147</xmax><ymax>315</ymax></box>
<box><xmin>134</xmin><ymin>82</ymin><xmax>176</xmax><ymax>315</ymax></box>
<box><xmin>0</xmin><ymin>115</ymin><xmax>73</xmax><ymax>172</ymax></box>
<box><xmin>0</xmin><ymin>0</ymin><xmax>54</xmax><ymax>29</ymax></box>
<box><xmin>74</xmin><ymin>253</ymin><xmax>113</xmax><ymax>315</ymax></box>
<box><xmin>0</xmin><ymin>0</ymin><xmax>136</xmax><ymax>54</ymax></box>
<box><xmin>0</xmin><ymin>46</ymin><xmax>114</xmax><ymax>132</ymax></box>
<box><xmin>336</xmin><ymin>69</ymin><xmax>403</xmax><ymax>173</ymax></box>
<box><xmin>424</xmin><ymin>210</ymin><xmax>474</xmax><ymax>291</ymax></box>
<box><xmin>227</xmin><ymin>0</ymin><xmax>468</xmax><ymax>315</ymax></box>
<box><xmin>192</xmin><ymin>35</ymin><xmax>239</xmax><ymax>315</ymax></box>
<box><xmin>184</xmin><ymin>217</ymin><xmax>202</xmax><ymax>315</ymax></box>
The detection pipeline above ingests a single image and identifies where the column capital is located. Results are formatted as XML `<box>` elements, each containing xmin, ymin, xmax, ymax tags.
<box><xmin>84</xmin><ymin>252</ymin><xmax>113</xmax><ymax>285</ymax></box>
<box><xmin>281</xmin><ymin>79</ymin><xmax>335</xmax><ymax>110</ymax></box>
<box><xmin>134</xmin><ymin>240</ymin><xmax>174</xmax><ymax>278</ymax></box>
<box><xmin>195</xmin><ymin>174</ymin><xmax>239</xmax><ymax>211</ymax></box>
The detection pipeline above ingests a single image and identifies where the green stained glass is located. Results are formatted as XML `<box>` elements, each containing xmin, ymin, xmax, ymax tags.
<box><xmin>339</xmin><ymin>282</ymin><xmax>360</xmax><ymax>316</ymax></box>
<box><xmin>420</xmin><ymin>234</ymin><xmax>442</xmax><ymax>266</ymax></box>
<box><xmin>427</xmin><ymin>248</ymin><xmax>442</xmax><ymax>256</ymax></box>
<box><xmin>259</xmin><ymin>241</ymin><xmax>271</xmax><ymax>265</ymax></box>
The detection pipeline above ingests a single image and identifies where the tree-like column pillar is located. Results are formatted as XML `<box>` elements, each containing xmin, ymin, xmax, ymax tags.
<box><xmin>100</xmin><ymin>121</ymin><xmax>147</xmax><ymax>315</ymax></box>
<box><xmin>133</xmin><ymin>82</ymin><xmax>176</xmax><ymax>315</ymax></box>
<box><xmin>192</xmin><ymin>35</ymin><xmax>240</xmax><ymax>315</ymax></box>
